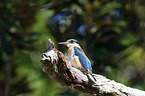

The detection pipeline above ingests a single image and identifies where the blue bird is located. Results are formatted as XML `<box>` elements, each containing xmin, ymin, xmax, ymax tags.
<box><xmin>58</xmin><ymin>39</ymin><xmax>92</xmax><ymax>74</ymax></box>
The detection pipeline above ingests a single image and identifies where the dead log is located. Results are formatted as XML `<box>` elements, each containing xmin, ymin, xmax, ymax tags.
<box><xmin>40</xmin><ymin>39</ymin><xmax>145</xmax><ymax>96</ymax></box>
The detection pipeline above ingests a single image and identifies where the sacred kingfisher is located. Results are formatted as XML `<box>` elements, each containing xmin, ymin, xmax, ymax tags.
<box><xmin>58</xmin><ymin>39</ymin><xmax>92</xmax><ymax>74</ymax></box>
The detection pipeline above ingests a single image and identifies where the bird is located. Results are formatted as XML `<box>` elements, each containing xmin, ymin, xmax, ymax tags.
<box><xmin>58</xmin><ymin>39</ymin><xmax>93</xmax><ymax>75</ymax></box>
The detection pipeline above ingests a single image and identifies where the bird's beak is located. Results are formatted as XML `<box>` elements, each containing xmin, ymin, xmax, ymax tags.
<box><xmin>58</xmin><ymin>42</ymin><xmax>68</xmax><ymax>45</ymax></box>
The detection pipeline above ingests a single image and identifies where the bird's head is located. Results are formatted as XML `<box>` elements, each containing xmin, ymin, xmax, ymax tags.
<box><xmin>58</xmin><ymin>39</ymin><xmax>79</xmax><ymax>48</ymax></box>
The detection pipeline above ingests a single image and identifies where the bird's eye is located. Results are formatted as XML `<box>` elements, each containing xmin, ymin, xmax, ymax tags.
<box><xmin>70</xmin><ymin>40</ymin><xmax>74</xmax><ymax>43</ymax></box>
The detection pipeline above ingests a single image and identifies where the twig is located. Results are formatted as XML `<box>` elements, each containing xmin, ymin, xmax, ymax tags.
<box><xmin>5</xmin><ymin>56</ymin><xmax>13</xmax><ymax>96</ymax></box>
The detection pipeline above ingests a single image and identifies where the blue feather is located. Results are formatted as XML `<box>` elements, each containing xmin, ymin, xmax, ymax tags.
<box><xmin>74</xmin><ymin>47</ymin><xmax>92</xmax><ymax>74</ymax></box>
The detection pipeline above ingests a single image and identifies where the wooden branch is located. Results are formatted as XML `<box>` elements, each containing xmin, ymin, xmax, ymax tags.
<box><xmin>40</xmin><ymin>39</ymin><xmax>145</xmax><ymax>96</ymax></box>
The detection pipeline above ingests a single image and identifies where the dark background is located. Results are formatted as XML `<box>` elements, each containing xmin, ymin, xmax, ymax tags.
<box><xmin>0</xmin><ymin>0</ymin><xmax>145</xmax><ymax>96</ymax></box>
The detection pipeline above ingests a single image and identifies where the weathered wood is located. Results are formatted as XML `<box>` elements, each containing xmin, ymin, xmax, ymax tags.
<box><xmin>40</xmin><ymin>39</ymin><xmax>145</xmax><ymax>96</ymax></box>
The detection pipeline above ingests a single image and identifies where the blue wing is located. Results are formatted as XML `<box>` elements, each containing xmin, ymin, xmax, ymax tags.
<box><xmin>74</xmin><ymin>47</ymin><xmax>92</xmax><ymax>74</ymax></box>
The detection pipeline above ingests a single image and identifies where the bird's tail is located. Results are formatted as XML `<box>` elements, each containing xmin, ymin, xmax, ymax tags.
<box><xmin>87</xmin><ymin>72</ymin><xmax>96</xmax><ymax>82</ymax></box>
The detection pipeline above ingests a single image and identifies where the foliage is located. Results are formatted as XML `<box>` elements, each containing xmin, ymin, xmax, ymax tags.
<box><xmin>0</xmin><ymin>0</ymin><xmax>145</xmax><ymax>96</ymax></box>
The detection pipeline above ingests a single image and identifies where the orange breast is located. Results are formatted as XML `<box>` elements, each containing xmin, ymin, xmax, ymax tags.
<box><xmin>68</xmin><ymin>47</ymin><xmax>74</xmax><ymax>55</ymax></box>
<box><xmin>73</xmin><ymin>56</ymin><xmax>82</xmax><ymax>67</ymax></box>
<box><xmin>73</xmin><ymin>56</ymin><xmax>87</xmax><ymax>71</ymax></box>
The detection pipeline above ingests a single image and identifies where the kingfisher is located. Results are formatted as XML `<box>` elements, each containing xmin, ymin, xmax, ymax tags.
<box><xmin>58</xmin><ymin>39</ymin><xmax>92</xmax><ymax>75</ymax></box>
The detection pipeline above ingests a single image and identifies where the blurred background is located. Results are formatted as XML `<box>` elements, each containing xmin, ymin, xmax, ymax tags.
<box><xmin>0</xmin><ymin>0</ymin><xmax>145</xmax><ymax>96</ymax></box>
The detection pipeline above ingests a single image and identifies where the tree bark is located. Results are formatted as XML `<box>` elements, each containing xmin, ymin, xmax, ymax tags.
<box><xmin>40</xmin><ymin>39</ymin><xmax>145</xmax><ymax>96</ymax></box>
